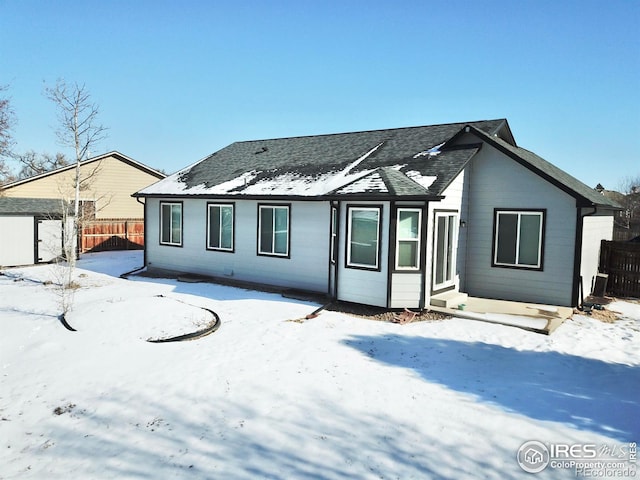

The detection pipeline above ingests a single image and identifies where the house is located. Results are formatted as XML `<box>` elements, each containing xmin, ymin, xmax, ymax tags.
<box><xmin>0</xmin><ymin>197</ymin><xmax>70</xmax><ymax>267</ymax></box>
<box><xmin>1</xmin><ymin>151</ymin><xmax>165</xmax><ymax>219</ymax></box>
<box><xmin>134</xmin><ymin>119</ymin><xmax>621</xmax><ymax>308</ymax></box>
<box><xmin>1</xmin><ymin>151</ymin><xmax>166</xmax><ymax>251</ymax></box>
<box><xmin>595</xmin><ymin>183</ymin><xmax>640</xmax><ymax>241</ymax></box>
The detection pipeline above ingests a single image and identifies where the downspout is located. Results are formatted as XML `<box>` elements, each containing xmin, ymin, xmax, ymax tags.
<box><xmin>386</xmin><ymin>202</ymin><xmax>396</xmax><ymax>309</ymax></box>
<box><xmin>572</xmin><ymin>204</ymin><xmax>597</xmax><ymax>307</ymax></box>
<box><xmin>418</xmin><ymin>201</ymin><xmax>429</xmax><ymax>310</ymax></box>
<box><xmin>329</xmin><ymin>200</ymin><xmax>341</xmax><ymax>301</ymax></box>
<box><xmin>136</xmin><ymin>196</ymin><xmax>147</xmax><ymax>268</ymax></box>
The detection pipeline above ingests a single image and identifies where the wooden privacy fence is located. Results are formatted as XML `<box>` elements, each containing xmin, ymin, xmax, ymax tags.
<box><xmin>613</xmin><ymin>225</ymin><xmax>640</xmax><ymax>241</ymax></box>
<box><xmin>598</xmin><ymin>240</ymin><xmax>640</xmax><ymax>298</ymax></box>
<box><xmin>80</xmin><ymin>219</ymin><xmax>144</xmax><ymax>253</ymax></box>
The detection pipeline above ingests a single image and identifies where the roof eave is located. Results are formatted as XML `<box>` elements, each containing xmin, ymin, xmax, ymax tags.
<box><xmin>463</xmin><ymin>126</ymin><xmax>615</xmax><ymax>207</ymax></box>
<box><xmin>133</xmin><ymin>192</ymin><xmax>442</xmax><ymax>202</ymax></box>
<box><xmin>2</xmin><ymin>151</ymin><xmax>165</xmax><ymax>190</ymax></box>
<box><xmin>577</xmin><ymin>199</ymin><xmax>624</xmax><ymax>211</ymax></box>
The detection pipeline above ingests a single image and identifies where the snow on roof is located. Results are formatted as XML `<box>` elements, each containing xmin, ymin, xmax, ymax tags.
<box><xmin>335</xmin><ymin>171</ymin><xmax>389</xmax><ymax>194</ymax></box>
<box><xmin>413</xmin><ymin>142</ymin><xmax>445</xmax><ymax>159</ymax></box>
<box><xmin>140</xmin><ymin>143</ymin><xmax>387</xmax><ymax>197</ymax></box>
<box><xmin>136</xmin><ymin>120</ymin><xmax>500</xmax><ymax>198</ymax></box>
<box><xmin>404</xmin><ymin>171</ymin><xmax>437</xmax><ymax>190</ymax></box>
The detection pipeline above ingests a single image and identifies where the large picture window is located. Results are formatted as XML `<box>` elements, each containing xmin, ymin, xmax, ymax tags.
<box><xmin>207</xmin><ymin>203</ymin><xmax>234</xmax><ymax>251</ymax></box>
<box><xmin>160</xmin><ymin>202</ymin><xmax>182</xmax><ymax>246</ymax></box>
<box><xmin>347</xmin><ymin>206</ymin><xmax>381</xmax><ymax>269</ymax></box>
<box><xmin>396</xmin><ymin>208</ymin><xmax>421</xmax><ymax>270</ymax></box>
<box><xmin>493</xmin><ymin>210</ymin><xmax>545</xmax><ymax>269</ymax></box>
<box><xmin>258</xmin><ymin>205</ymin><xmax>289</xmax><ymax>256</ymax></box>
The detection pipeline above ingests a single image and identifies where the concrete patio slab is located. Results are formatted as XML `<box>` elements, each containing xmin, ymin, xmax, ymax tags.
<box><xmin>429</xmin><ymin>296</ymin><xmax>573</xmax><ymax>335</ymax></box>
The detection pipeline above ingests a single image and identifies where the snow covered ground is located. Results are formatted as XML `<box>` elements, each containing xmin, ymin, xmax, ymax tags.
<box><xmin>1</xmin><ymin>251</ymin><xmax>638</xmax><ymax>479</ymax></box>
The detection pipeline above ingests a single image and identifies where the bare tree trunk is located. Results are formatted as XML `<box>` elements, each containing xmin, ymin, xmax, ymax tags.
<box><xmin>45</xmin><ymin>80</ymin><xmax>108</xmax><ymax>314</ymax></box>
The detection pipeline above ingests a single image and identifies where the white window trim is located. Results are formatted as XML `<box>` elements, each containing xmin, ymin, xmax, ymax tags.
<box><xmin>432</xmin><ymin>211</ymin><xmax>458</xmax><ymax>291</ymax></box>
<box><xmin>207</xmin><ymin>203</ymin><xmax>234</xmax><ymax>251</ymax></box>
<box><xmin>258</xmin><ymin>205</ymin><xmax>290</xmax><ymax>257</ymax></box>
<box><xmin>346</xmin><ymin>206</ymin><xmax>381</xmax><ymax>269</ymax></box>
<box><xmin>395</xmin><ymin>208</ymin><xmax>422</xmax><ymax>270</ymax></box>
<box><xmin>493</xmin><ymin>210</ymin><xmax>544</xmax><ymax>268</ymax></box>
<box><xmin>160</xmin><ymin>202</ymin><xmax>182</xmax><ymax>246</ymax></box>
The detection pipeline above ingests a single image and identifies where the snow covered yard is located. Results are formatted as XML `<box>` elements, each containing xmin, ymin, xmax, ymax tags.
<box><xmin>1</xmin><ymin>252</ymin><xmax>639</xmax><ymax>479</ymax></box>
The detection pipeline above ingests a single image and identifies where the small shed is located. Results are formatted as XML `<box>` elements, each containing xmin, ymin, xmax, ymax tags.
<box><xmin>0</xmin><ymin>198</ymin><xmax>68</xmax><ymax>267</ymax></box>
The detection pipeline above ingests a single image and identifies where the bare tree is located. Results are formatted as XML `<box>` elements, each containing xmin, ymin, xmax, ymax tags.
<box><xmin>618</xmin><ymin>174</ymin><xmax>640</xmax><ymax>228</ymax></box>
<box><xmin>0</xmin><ymin>85</ymin><xmax>17</xmax><ymax>187</ymax></box>
<box><xmin>45</xmin><ymin>80</ymin><xmax>108</xmax><ymax>315</ymax></box>
<box><xmin>45</xmin><ymin>80</ymin><xmax>108</xmax><ymax>264</ymax></box>
<box><xmin>0</xmin><ymin>159</ymin><xmax>15</xmax><ymax>188</ymax></box>
<box><xmin>15</xmin><ymin>150</ymin><xmax>69</xmax><ymax>179</ymax></box>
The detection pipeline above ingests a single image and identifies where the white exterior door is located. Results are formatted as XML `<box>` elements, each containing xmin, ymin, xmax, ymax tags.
<box><xmin>432</xmin><ymin>212</ymin><xmax>458</xmax><ymax>291</ymax></box>
<box><xmin>37</xmin><ymin>219</ymin><xmax>62</xmax><ymax>263</ymax></box>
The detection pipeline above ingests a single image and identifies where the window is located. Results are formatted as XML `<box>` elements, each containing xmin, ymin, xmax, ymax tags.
<box><xmin>395</xmin><ymin>208</ymin><xmax>421</xmax><ymax>269</ymax></box>
<box><xmin>347</xmin><ymin>206</ymin><xmax>381</xmax><ymax>269</ymax></box>
<box><xmin>79</xmin><ymin>200</ymin><xmax>96</xmax><ymax>220</ymax></box>
<box><xmin>258</xmin><ymin>205</ymin><xmax>289</xmax><ymax>256</ymax></box>
<box><xmin>493</xmin><ymin>210</ymin><xmax>545</xmax><ymax>269</ymax></box>
<box><xmin>160</xmin><ymin>202</ymin><xmax>182</xmax><ymax>246</ymax></box>
<box><xmin>207</xmin><ymin>203</ymin><xmax>234</xmax><ymax>251</ymax></box>
<box><xmin>433</xmin><ymin>212</ymin><xmax>457</xmax><ymax>289</ymax></box>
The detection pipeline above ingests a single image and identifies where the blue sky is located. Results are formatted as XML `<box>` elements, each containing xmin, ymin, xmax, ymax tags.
<box><xmin>1</xmin><ymin>0</ymin><xmax>638</xmax><ymax>189</ymax></box>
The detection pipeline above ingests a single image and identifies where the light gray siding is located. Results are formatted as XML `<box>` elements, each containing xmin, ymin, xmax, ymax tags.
<box><xmin>337</xmin><ymin>201</ymin><xmax>389</xmax><ymax>307</ymax></box>
<box><xmin>580</xmin><ymin>210</ymin><xmax>614</xmax><ymax>294</ymax></box>
<box><xmin>390</xmin><ymin>273</ymin><xmax>422</xmax><ymax>308</ymax></box>
<box><xmin>146</xmin><ymin>198</ymin><xmax>331</xmax><ymax>292</ymax></box>
<box><xmin>464</xmin><ymin>144</ymin><xmax>577</xmax><ymax>306</ymax></box>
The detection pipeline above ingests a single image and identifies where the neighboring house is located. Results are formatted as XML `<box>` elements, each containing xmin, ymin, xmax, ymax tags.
<box><xmin>0</xmin><ymin>198</ymin><xmax>69</xmax><ymax>267</ymax></box>
<box><xmin>596</xmin><ymin>184</ymin><xmax>640</xmax><ymax>241</ymax></box>
<box><xmin>1</xmin><ymin>151</ymin><xmax>165</xmax><ymax>220</ymax></box>
<box><xmin>1</xmin><ymin>151</ymin><xmax>166</xmax><ymax>252</ymax></box>
<box><xmin>134</xmin><ymin>119</ymin><xmax>621</xmax><ymax>308</ymax></box>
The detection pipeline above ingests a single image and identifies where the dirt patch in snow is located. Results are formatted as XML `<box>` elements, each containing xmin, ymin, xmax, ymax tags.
<box><xmin>326</xmin><ymin>301</ymin><xmax>449</xmax><ymax>323</ymax></box>
<box><xmin>585</xmin><ymin>308</ymin><xmax>621</xmax><ymax>323</ymax></box>
<box><xmin>576</xmin><ymin>296</ymin><xmax>635</xmax><ymax>323</ymax></box>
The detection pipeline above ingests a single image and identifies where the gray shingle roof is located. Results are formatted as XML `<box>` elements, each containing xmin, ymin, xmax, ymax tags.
<box><xmin>139</xmin><ymin>119</ymin><xmax>506</xmax><ymax>198</ymax></box>
<box><xmin>138</xmin><ymin>118</ymin><xmax>615</xmax><ymax>207</ymax></box>
<box><xmin>0</xmin><ymin>197</ymin><xmax>66</xmax><ymax>215</ymax></box>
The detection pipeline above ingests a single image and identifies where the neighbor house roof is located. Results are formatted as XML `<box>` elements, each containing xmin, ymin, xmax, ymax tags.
<box><xmin>0</xmin><ymin>197</ymin><xmax>67</xmax><ymax>215</ymax></box>
<box><xmin>1</xmin><ymin>151</ymin><xmax>165</xmax><ymax>190</ymax></box>
<box><xmin>137</xmin><ymin>119</ymin><xmax>507</xmax><ymax>199</ymax></box>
